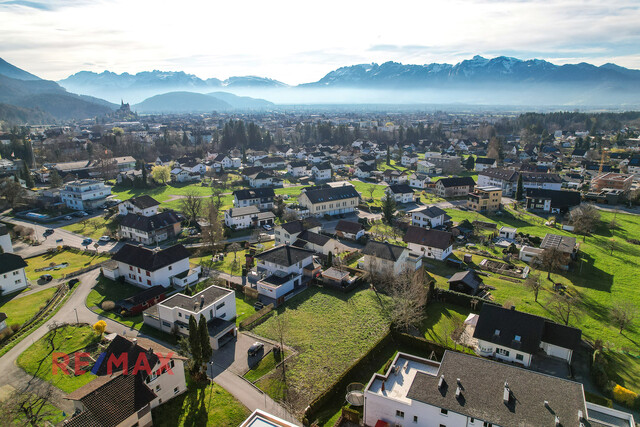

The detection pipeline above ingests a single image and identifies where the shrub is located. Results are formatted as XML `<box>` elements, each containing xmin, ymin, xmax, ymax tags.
<box><xmin>584</xmin><ymin>391</ymin><xmax>613</xmax><ymax>408</ymax></box>
<box><xmin>10</xmin><ymin>323</ymin><xmax>21</xmax><ymax>332</ymax></box>
<box><xmin>612</xmin><ymin>384</ymin><xmax>638</xmax><ymax>408</ymax></box>
<box><xmin>101</xmin><ymin>300</ymin><xmax>115</xmax><ymax>311</ymax></box>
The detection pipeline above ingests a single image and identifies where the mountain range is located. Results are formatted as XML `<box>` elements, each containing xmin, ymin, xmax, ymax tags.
<box><xmin>133</xmin><ymin>91</ymin><xmax>274</xmax><ymax>113</ymax></box>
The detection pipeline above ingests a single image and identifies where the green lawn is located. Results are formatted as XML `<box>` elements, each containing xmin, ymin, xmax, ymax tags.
<box><xmin>235</xmin><ymin>294</ymin><xmax>257</xmax><ymax>326</ymax></box>
<box><xmin>151</xmin><ymin>380</ymin><xmax>250</xmax><ymax>427</ymax></box>
<box><xmin>62</xmin><ymin>217</ymin><xmax>116</xmax><ymax>240</ymax></box>
<box><xmin>86</xmin><ymin>277</ymin><xmax>146</xmax><ymax>329</ymax></box>
<box><xmin>421</xmin><ymin>302</ymin><xmax>472</xmax><ymax>347</ymax></box>
<box><xmin>243</xmin><ymin>350</ymin><xmax>287</xmax><ymax>383</ymax></box>
<box><xmin>192</xmin><ymin>241</ymin><xmax>275</xmax><ymax>276</ymax></box>
<box><xmin>439</xmin><ymin>207</ymin><xmax>640</xmax><ymax>351</ymax></box>
<box><xmin>348</xmin><ymin>180</ymin><xmax>387</xmax><ymax>205</ymax></box>
<box><xmin>0</xmin><ymin>287</ymin><xmax>58</xmax><ymax>327</ymax></box>
<box><xmin>16</xmin><ymin>325</ymin><xmax>99</xmax><ymax>393</ymax></box>
<box><xmin>603</xmin><ymin>350</ymin><xmax>640</xmax><ymax>394</ymax></box>
<box><xmin>275</xmin><ymin>186</ymin><xmax>306</xmax><ymax>198</ymax></box>
<box><xmin>24</xmin><ymin>250</ymin><xmax>110</xmax><ymax>281</ymax></box>
<box><xmin>112</xmin><ymin>183</ymin><xmax>234</xmax><ymax>211</ymax></box>
<box><xmin>252</xmin><ymin>286</ymin><xmax>391</xmax><ymax>410</ymax></box>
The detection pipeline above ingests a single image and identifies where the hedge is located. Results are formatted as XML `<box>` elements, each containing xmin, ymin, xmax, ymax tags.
<box><xmin>584</xmin><ymin>391</ymin><xmax>613</xmax><ymax>408</ymax></box>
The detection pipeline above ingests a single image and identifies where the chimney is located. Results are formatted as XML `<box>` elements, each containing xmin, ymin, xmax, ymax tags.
<box><xmin>132</xmin><ymin>338</ymin><xmax>137</xmax><ymax>347</ymax></box>
<box><xmin>544</xmin><ymin>400</ymin><xmax>550</xmax><ymax>409</ymax></box>
<box><xmin>503</xmin><ymin>382</ymin><xmax>510</xmax><ymax>404</ymax></box>
<box><xmin>455</xmin><ymin>386</ymin><xmax>461</xmax><ymax>399</ymax></box>
<box><xmin>438</xmin><ymin>375</ymin><xmax>445</xmax><ymax>390</ymax></box>
<box><xmin>555</xmin><ymin>416</ymin><xmax>560</xmax><ymax>426</ymax></box>
<box><xmin>200</xmin><ymin>294</ymin><xmax>205</xmax><ymax>309</ymax></box>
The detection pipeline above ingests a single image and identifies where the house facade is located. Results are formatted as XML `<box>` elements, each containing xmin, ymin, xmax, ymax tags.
<box><xmin>119</xmin><ymin>211</ymin><xmax>182</xmax><ymax>244</ymax></box>
<box><xmin>254</xmin><ymin>245</ymin><xmax>316</xmax><ymax>303</ymax></box>
<box><xmin>224</xmin><ymin>206</ymin><xmax>275</xmax><ymax>229</ymax></box>
<box><xmin>0</xmin><ymin>253</ymin><xmax>28</xmax><ymax>294</ymax></box>
<box><xmin>298</xmin><ymin>184</ymin><xmax>360</xmax><ymax>217</ymax></box>
<box><xmin>403</xmin><ymin>226</ymin><xmax>453</xmax><ymax>261</ymax></box>
<box><xmin>233</xmin><ymin>188</ymin><xmax>275</xmax><ymax>209</ymax></box>
<box><xmin>435</xmin><ymin>177</ymin><xmax>475</xmax><ymax>198</ymax></box>
<box><xmin>60</xmin><ymin>179</ymin><xmax>111</xmax><ymax>211</ymax></box>
<box><xmin>410</xmin><ymin>206</ymin><xmax>447</xmax><ymax>228</ymax></box>
<box><xmin>385</xmin><ymin>184</ymin><xmax>415</xmax><ymax>204</ymax></box>
<box><xmin>467</xmin><ymin>186</ymin><xmax>502</xmax><ymax>213</ymax></box>
<box><xmin>362</xmin><ymin>240</ymin><xmax>422</xmax><ymax>276</ymax></box>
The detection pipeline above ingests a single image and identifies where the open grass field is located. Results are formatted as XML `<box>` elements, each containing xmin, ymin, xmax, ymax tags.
<box><xmin>111</xmin><ymin>183</ymin><xmax>233</xmax><ymax>211</ymax></box>
<box><xmin>24</xmin><ymin>250</ymin><xmax>110</xmax><ymax>281</ymax></box>
<box><xmin>421</xmin><ymin>301</ymin><xmax>472</xmax><ymax>347</ymax></box>
<box><xmin>86</xmin><ymin>277</ymin><xmax>145</xmax><ymax>329</ymax></box>
<box><xmin>151</xmin><ymin>380</ymin><xmax>249</xmax><ymax>427</ymax></box>
<box><xmin>62</xmin><ymin>217</ymin><xmax>115</xmax><ymax>240</ymax></box>
<box><xmin>243</xmin><ymin>350</ymin><xmax>287</xmax><ymax>383</ymax></box>
<box><xmin>252</xmin><ymin>286</ymin><xmax>391</xmax><ymax>411</ymax></box>
<box><xmin>440</xmin><ymin>206</ymin><xmax>640</xmax><ymax>352</ymax></box>
<box><xmin>348</xmin><ymin>180</ymin><xmax>387</xmax><ymax>205</ymax></box>
<box><xmin>275</xmin><ymin>185</ymin><xmax>306</xmax><ymax>198</ymax></box>
<box><xmin>192</xmin><ymin>241</ymin><xmax>275</xmax><ymax>276</ymax></box>
<box><xmin>17</xmin><ymin>324</ymin><xmax>99</xmax><ymax>393</ymax></box>
<box><xmin>0</xmin><ymin>287</ymin><xmax>58</xmax><ymax>327</ymax></box>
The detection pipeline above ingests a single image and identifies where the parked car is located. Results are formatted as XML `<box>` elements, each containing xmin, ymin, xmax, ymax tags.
<box><xmin>79</xmin><ymin>211</ymin><xmax>89</xmax><ymax>217</ymax></box>
<box><xmin>63</xmin><ymin>216</ymin><xmax>73</xmax><ymax>220</ymax></box>
<box><xmin>82</xmin><ymin>238</ymin><xmax>93</xmax><ymax>245</ymax></box>
<box><xmin>248</xmin><ymin>342</ymin><xmax>264</xmax><ymax>356</ymax></box>
<box><xmin>40</xmin><ymin>274</ymin><xmax>53</xmax><ymax>282</ymax></box>
<box><xmin>99</xmin><ymin>236</ymin><xmax>111</xmax><ymax>243</ymax></box>
<box><xmin>43</xmin><ymin>228</ymin><xmax>54</xmax><ymax>236</ymax></box>
<box><xmin>262</xmin><ymin>224</ymin><xmax>272</xmax><ymax>231</ymax></box>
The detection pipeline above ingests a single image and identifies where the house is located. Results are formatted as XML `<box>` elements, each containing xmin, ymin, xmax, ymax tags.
<box><xmin>116</xmin><ymin>285</ymin><xmax>166</xmax><ymax>316</ymax></box>
<box><xmin>628</xmin><ymin>157</ymin><xmax>640</xmax><ymax>176</ymax></box>
<box><xmin>0</xmin><ymin>312</ymin><xmax>7</xmax><ymax>333</ymax></box>
<box><xmin>467</xmin><ymin>186</ymin><xmax>502</xmax><ymax>213</ymax></box>
<box><xmin>477</xmin><ymin>168</ymin><xmax>519</xmax><ymax>196</ymax></box>
<box><xmin>520</xmin><ymin>171</ymin><xmax>563</xmax><ymax>192</ymax></box>
<box><xmin>423</xmin><ymin>153</ymin><xmax>462</xmax><ymax>173</ymax></box>
<box><xmin>448</xmin><ymin>270</ymin><xmax>483</xmax><ymax>295</ymax></box>
<box><xmin>435</xmin><ymin>176</ymin><xmax>475</xmax><ymax>198</ymax></box>
<box><xmin>0</xmin><ymin>224</ymin><xmax>12</xmax><ymax>253</ymax></box>
<box><xmin>255</xmin><ymin>156</ymin><xmax>285</xmax><ymax>169</ymax></box>
<box><xmin>155</xmin><ymin>155</ymin><xmax>172</xmax><ymax>165</ymax></box>
<box><xmin>591</xmin><ymin>172</ymin><xmax>634</xmax><ymax>194</ymax></box>
<box><xmin>362</xmin><ymin>350</ymin><xmax>634</xmax><ymax>427</ymax></box>
<box><xmin>210</xmin><ymin>153</ymin><xmax>233</xmax><ymax>170</ymax></box>
<box><xmin>0</xmin><ymin>253</ymin><xmax>28</xmax><ymax>294</ymax></box>
<box><xmin>410</xmin><ymin>206</ymin><xmax>447</xmax><ymax>228</ymax></box>
<box><xmin>233</xmin><ymin>188</ymin><xmax>275</xmax><ymax>209</ymax></box>
<box><xmin>539</xmin><ymin>233</ymin><xmax>577</xmax><ymax>270</ymax></box>
<box><xmin>248</xmin><ymin>171</ymin><xmax>276</xmax><ymax>188</ymax></box>
<box><xmin>170</xmin><ymin>168</ymin><xmax>200</xmax><ymax>183</ymax></box>
<box><xmin>403</xmin><ymin>226</ymin><xmax>453</xmax><ymax>260</ymax></box>
<box><xmin>355</xmin><ymin>154</ymin><xmax>376</xmax><ymax>166</ymax></box>
<box><xmin>408</xmin><ymin>173</ymin><xmax>430</xmax><ymax>189</ymax></box>
<box><xmin>116</xmin><ymin>169</ymin><xmax>142</xmax><ymax>185</ymax></box>
<box><xmin>498</xmin><ymin>226</ymin><xmax>517</xmax><ymax>240</ymax></box>
<box><xmin>473</xmin><ymin>304</ymin><xmax>582</xmax><ymax>366</ymax></box>
<box><xmin>118</xmin><ymin>195</ymin><xmax>160</xmax><ymax>217</ymax></box>
<box><xmin>240</xmin><ymin>166</ymin><xmax>264</xmax><ymax>180</ymax></box>
<box><xmin>525</xmin><ymin>188</ymin><xmax>581</xmax><ymax>214</ymax></box>
<box><xmin>240</xmin><ymin>410</ymin><xmax>299</xmax><ymax>427</ymax></box>
<box><xmin>354</xmin><ymin>163</ymin><xmax>375</xmax><ymax>179</ymax></box>
<box><xmin>401</xmin><ymin>153</ymin><xmax>419</xmax><ymax>166</ymax></box>
<box><xmin>292</xmin><ymin>230</ymin><xmax>339</xmax><ymax>255</ymax></box>
<box><xmin>247</xmin><ymin>150</ymin><xmax>268</xmax><ymax>163</ymax></box>
<box><xmin>60</xmin><ymin>179</ymin><xmax>111</xmax><ymax>211</ymax></box>
<box><xmin>253</xmin><ymin>245</ymin><xmax>317</xmax><ymax>304</ymax></box>
<box><xmin>385</xmin><ymin>184</ymin><xmax>415</xmax><ymax>204</ymax></box>
<box><xmin>474</xmin><ymin>157</ymin><xmax>497</xmax><ymax>171</ymax></box>
<box><xmin>119</xmin><ymin>211</ymin><xmax>182</xmax><ymax>244</ymax></box>
<box><xmin>361</xmin><ymin>240</ymin><xmax>422</xmax><ymax>275</ymax></box>
<box><xmin>298</xmin><ymin>184</ymin><xmax>360</xmax><ymax>217</ymax></box>
<box><xmin>519</xmin><ymin>245</ymin><xmax>544</xmax><ymax>263</ymax></box>
<box><xmin>417</xmin><ymin>160</ymin><xmax>440</xmax><ymax>174</ymax></box>
<box><xmin>334</xmin><ymin>220</ymin><xmax>365</xmax><ymax>240</ymax></box>
<box><xmin>382</xmin><ymin>169</ymin><xmax>408</xmax><ymax>185</ymax></box>
<box><xmin>224</xmin><ymin>206</ymin><xmax>275</xmax><ymax>229</ymax></box>
<box><xmin>287</xmin><ymin>161</ymin><xmax>310</xmax><ymax>178</ymax></box>
<box><xmin>274</xmin><ymin>218</ymin><xmax>322</xmax><ymax>245</ymax></box>
<box><xmin>311</xmin><ymin>162</ymin><xmax>332</xmax><ymax>181</ymax></box>
<box><xmin>104</xmin><ymin>244</ymin><xmax>200</xmax><ymax>289</ymax></box>
<box><xmin>143</xmin><ymin>284</ymin><xmax>236</xmax><ymax>349</ymax></box>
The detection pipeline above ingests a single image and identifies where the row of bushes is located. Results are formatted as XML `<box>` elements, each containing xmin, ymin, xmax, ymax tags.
<box><xmin>239</xmin><ymin>303</ymin><xmax>274</xmax><ymax>330</ymax></box>
<box><xmin>0</xmin><ymin>323</ymin><xmax>22</xmax><ymax>343</ymax></box>
<box><xmin>592</xmin><ymin>349</ymin><xmax>640</xmax><ymax>409</ymax></box>
<box><xmin>341</xmin><ymin>251</ymin><xmax>363</xmax><ymax>265</ymax></box>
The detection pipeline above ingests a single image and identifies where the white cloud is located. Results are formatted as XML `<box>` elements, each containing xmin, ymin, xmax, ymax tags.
<box><xmin>0</xmin><ymin>0</ymin><xmax>639</xmax><ymax>83</ymax></box>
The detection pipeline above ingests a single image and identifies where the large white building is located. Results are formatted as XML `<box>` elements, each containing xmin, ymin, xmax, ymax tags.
<box><xmin>143</xmin><ymin>284</ymin><xmax>236</xmax><ymax>349</ymax></box>
<box><xmin>363</xmin><ymin>351</ymin><xmax>635</xmax><ymax>427</ymax></box>
<box><xmin>403</xmin><ymin>226</ymin><xmax>453</xmax><ymax>261</ymax></box>
<box><xmin>0</xmin><ymin>253</ymin><xmax>28</xmax><ymax>295</ymax></box>
<box><xmin>298</xmin><ymin>184</ymin><xmax>360</xmax><ymax>217</ymax></box>
<box><xmin>60</xmin><ymin>179</ymin><xmax>111</xmax><ymax>211</ymax></box>
<box><xmin>224</xmin><ymin>206</ymin><xmax>275</xmax><ymax>229</ymax></box>
<box><xmin>104</xmin><ymin>244</ymin><xmax>200</xmax><ymax>289</ymax></box>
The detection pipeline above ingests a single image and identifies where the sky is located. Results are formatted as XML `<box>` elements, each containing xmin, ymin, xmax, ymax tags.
<box><xmin>1</xmin><ymin>0</ymin><xmax>639</xmax><ymax>84</ymax></box>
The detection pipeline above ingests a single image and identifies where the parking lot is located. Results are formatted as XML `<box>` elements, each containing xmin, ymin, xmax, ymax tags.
<box><xmin>210</xmin><ymin>332</ymin><xmax>274</xmax><ymax>376</ymax></box>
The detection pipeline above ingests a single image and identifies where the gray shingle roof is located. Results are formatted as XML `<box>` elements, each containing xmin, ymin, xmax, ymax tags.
<box><xmin>0</xmin><ymin>253</ymin><xmax>27</xmax><ymax>275</ymax></box>
<box><xmin>403</xmin><ymin>226</ymin><xmax>452</xmax><ymax>250</ymax></box>
<box><xmin>112</xmin><ymin>244</ymin><xmax>190</xmax><ymax>271</ymax></box>
<box><xmin>301</xmin><ymin>184</ymin><xmax>360</xmax><ymax>204</ymax></box>
<box><xmin>437</xmin><ymin>176</ymin><xmax>476</xmax><ymax>188</ymax></box>
<box><xmin>362</xmin><ymin>240</ymin><xmax>406</xmax><ymax>261</ymax></box>
<box><xmin>119</xmin><ymin>211</ymin><xmax>180</xmax><ymax>233</ymax></box>
<box><xmin>127</xmin><ymin>195</ymin><xmax>160</xmax><ymax>209</ymax></box>
<box><xmin>256</xmin><ymin>245</ymin><xmax>314</xmax><ymax>267</ymax></box>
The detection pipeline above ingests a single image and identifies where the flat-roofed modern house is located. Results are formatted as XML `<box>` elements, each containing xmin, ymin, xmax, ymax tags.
<box><xmin>467</xmin><ymin>186</ymin><xmax>502</xmax><ymax>213</ymax></box>
<box><xmin>143</xmin><ymin>284</ymin><xmax>236</xmax><ymax>349</ymax></box>
<box><xmin>104</xmin><ymin>244</ymin><xmax>200</xmax><ymax>289</ymax></box>
<box><xmin>239</xmin><ymin>410</ymin><xmax>299</xmax><ymax>427</ymax></box>
<box><xmin>473</xmin><ymin>304</ymin><xmax>582</xmax><ymax>367</ymax></box>
<box><xmin>298</xmin><ymin>184</ymin><xmax>360</xmax><ymax>217</ymax></box>
<box><xmin>253</xmin><ymin>245</ymin><xmax>318</xmax><ymax>304</ymax></box>
<box><xmin>590</xmin><ymin>172</ymin><xmax>634</xmax><ymax>193</ymax></box>
<box><xmin>403</xmin><ymin>226</ymin><xmax>453</xmax><ymax>260</ymax></box>
<box><xmin>361</xmin><ymin>240</ymin><xmax>422</xmax><ymax>275</ymax></box>
<box><xmin>60</xmin><ymin>179</ymin><xmax>111</xmax><ymax>211</ymax></box>
<box><xmin>363</xmin><ymin>350</ymin><xmax>634</xmax><ymax>427</ymax></box>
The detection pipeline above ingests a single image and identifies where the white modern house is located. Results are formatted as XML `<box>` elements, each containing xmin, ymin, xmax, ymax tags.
<box><xmin>361</xmin><ymin>241</ymin><xmax>422</xmax><ymax>276</ymax></box>
<box><xmin>0</xmin><ymin>253</ymin><xmax>28</xmax><ymax>295</ymax></box>
<box><xmin>248</xmin><ymin>171</ymin><xmax>275</xmax><ymax>188</ymax></box>
<box><xmin>224</xmin><ymin>206</ymin><xmax>275</xmax><ymax>229</ymax></box>
<box><xmin>104</xmin><ymin>244</ymin><xmax>200</xmax><ymax>289</ymax></box>
<box><xmin>363</xmin><ymin>350</ymin><xmax>635</xmax><ymax>427</ymax></box>
<box><xmin>403</xmin><ymin>226</ymin><xmax>453</xmax><ymax>261</ymax></box>
<box><xmin>385</xmin><ymin>184</ymin><xmax>415</xmax><ymax>204</ymax></box>
<box><xmin>144</xmin><ymin>284</ymin><xmax>237</xmax><ymax>349</ymax></box>
<box><xmin>118</xmin><ymin>195</ymin><xmax>160</xmax><ymax>217</ymax></box>
<box><xmin>410</xmin><ymin>206</ymin><xmax>447</xmax><ymax>228</ymax></box>
<box><xmin>311</xmin><ymin>162</ymin><xmax>332</xmax><ymax>181</ymax></box>
<box><xmin>273</xmin><ymin>219</ymin><xmax>322</xmax><ymax>246</ymax></box>
<box><xmin>409</xmin><ymin>173</ymin><xmax>430</xmax><ymax>189</ymax></box>
<box><xmin>287</xmin><ymin>161</ymin><xmax>310</xmax><ymax>178</ymax></box>
<box><xmin>498</xmin><ymin>226</ymin><xmax>517</xmax><ymax>240</ymax></box>
<box><xmin>253</xmin><ymin>245</ymin><xmax>317</xmax><ymax>303</ymax></box>
<box><xmin>60</xmin><ymin>179</ymin><xmax>111</xmax><ymax>211</ymax></box>
<box><xmin>473</xmin><ymin>304</ymin><xmax>582</xmax><ymax>367</ymax></box>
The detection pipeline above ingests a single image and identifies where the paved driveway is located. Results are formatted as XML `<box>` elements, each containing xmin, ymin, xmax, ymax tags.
<box><xmin>211</xmin><ymin>332</ymin><xmax>273</xmax><ymax>375</ymax></box>
<box><xmin>530</xmin><ymin>354</ymin><xmax>570</xmax><ymax>379</ymax></box>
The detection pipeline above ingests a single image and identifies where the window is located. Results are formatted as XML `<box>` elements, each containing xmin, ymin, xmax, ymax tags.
<box><xmin>129</xmin><ymin>266</ymin><xmax>133</xmax><ymax>271</ymax></box>
<box><xmin>147</xmin><ymin>280</ymin><xmax>151</xmax><ymax>286</ymax></box>
<box><xmin>395</xmin><ymin>410</ymin><xmax>404</xmax><ymax>418</ymax></box>
<box><xmin>146</xmin><ymin>271</ymin><xmax>150</xmax><ymax>277</ymax></box>
<box><xmin>170</xmin><ymin>360</ymin><xmax>175</xmax><ymax>369</ymax></box>
<box><xmin>514</xmin><ymin>335</ymin><xmax>521</xmax><ymax>342</ymax></box>
<box><xmin>469</xmin><ymin>419</ymin><xmax>475</xmax><ymax>424</ymax></box>
<box><xmin>162</xmin><ymin>321</ymin><xmax>171</xmax><ymax>327</ymax></box>
<box><xmin>516</xmin><ymin>354</ymin><xmax>524</xmax><ymax>361</ymax></box>
<box><xmin>440</xmin><ymin>425</ymin><xmax>447</xmax><ymax>427</ymax></box>
<box><xmin>15</xmin><ymin>279</ymin><xmax>21</xmax><ymax>285</ymax></box>
<box><xmin>440</xmin><ymin>409</ymin><xmax>448</xmax><ymax>416</ymax></box>
<box><xmin>413</xmin><ymin>416</ymin><xmax>418</xmax><ymax>423</ymax></box>
<box><xmin>174</xmin><ymin>387</ymin><xmax>179</xmax><ymax>394</ymax></box>
<box><xmin>168</xmin><ymin>266</ymin><xmax>172</xmax><ymax>271</ymax></box>
<box><xmin>156</xmin><ymin>385</ymin><xmax>161</xmax><ymax>391</ymax></box>
<box><xmin>216</xmin><ymin>302</ymin><xmax>225</xmax><ymax>310</ymax></box>
<box><xmin>483</xmin><ymin>423</ymin><xmax>493</xmax><ymax>427</ymax></box>
<box><xmin>497</xmin><ymin>348</ymin><xmax>510</xmax><ymax>357</ymax></box>
<box><xmin>178</xmin><ymin>313</ymin><xmax>182</xmax><ymax>317</ymax></box>
<box><xmin>137</xmin><ymin>268</ymin><xmax>140</xmax><ymax>273</ymax></box>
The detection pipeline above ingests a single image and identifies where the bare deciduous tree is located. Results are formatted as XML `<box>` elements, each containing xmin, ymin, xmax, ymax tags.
<box><xmin>547</xmin><ymin>291</ymin><xmax>580</xmax><ymax>326</ymax></box>
<box><xmin>389</xmin><ymin>268</ymin><xmax>428</xmax><ymax>332</ymax></box>
<box><xmin>202</xmin><ymin>201</ymin><xmax>223</xmax><ymax>253</ymax></box>
<box><xmin>536</xmin><ymin>248</ymin><xmax>565</xmax><ymax>281</ymax></box>
<box><xmin>611</xmin><ymin>301</ymin><xmax>637</xmax><ymax>333</ymax></box>
<box><xmin>270</xmin><ymin>312</ymin><xmax>289</xmax><ymax>382</ymax></box>
<box><xmin>524</xmin><ymin>272</ymin><xmax>543</xmax><ymax>302</ymax></box>
<box><xmin>180</xmin><ymin>191</ymin><xmax>203</xmax><ymax>226</ymax></box>
<box><xmin>570</xmin><ymin>203</ymin><xmax>601</xmax><ymax>241</ymax></box>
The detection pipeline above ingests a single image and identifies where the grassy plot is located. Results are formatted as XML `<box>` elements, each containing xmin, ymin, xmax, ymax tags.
<box><xmin>421</xmin><ymin>301</ymin><xmax>472</xmax><ymax>347</ymax></box>
<box><xmin>348</xmin><ymin>180</ymin><xmax>387</xmax><ymax>205</ymax></box>
<box><xmin>86</xmin><ymin>277</ymin><xmax>146</xmax><ymax>329</ymax></box>
<box><xmin>244</xmin><ymin>350</ymin><xmax>288</xmax><ymax>383</ymax></box>
<box><xmin>24</xmin><ymin>250</ymin><xmax>110</xmax><ymax>281</ymax></box>
<box><xmin>192</xmin><ymin>241</ymin><xmax>275</xmax><ymax>276</ymax></box>
<box><xmin>61</xmin><ymin>216</ymin><xmax>116</xmax><ymax>240</ymax></box>
<box><xmin>235</xmin><ymin>294</ymin><xmax>257</xmax><ymax>326</ymax></box>
<box><xmin>603</xmin><ymin>351</ymin><xmax>640</xmax><ymax>394</ymax></box>
<box><xmin>112</xmin><ymin>183</ymin><xmax>233</xmax><ymax>211</ymax></box>
<box><xmin>16</xmin><ymin>325</ymin><xmax>99</xmax><ymax>393</ymax></box>
<box><xmin>151</xmin><ymin>380</ymin><xmax>250</xmax><ymax>427</ymax></box>
<box><xmin>275</xmin><ymin>185</ymin><xmax>306</xmax><ymax>198</ymax></box>
<box><xmin>252</xmin><ymin>286</ymin><xmax>391</xmax><ymax>410</ymax></box>
<box><xmin>0</xmin><ymin>287</ymin><xmax>58</xmax><ymax>327</ymax></box>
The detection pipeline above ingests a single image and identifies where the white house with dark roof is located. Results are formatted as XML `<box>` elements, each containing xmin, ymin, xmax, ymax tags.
<box><xmin>334</xmin><ymin>220</ymin><xmax>364</xmax><ymax>240</ymax></box>
<box><xmin>410</xmin><ymin>205</ymin><xmax>447</xmax><ymax>228</ymax></box>
<box><xmin>104</xmin><ymin>244</ymin><xmax>199</xmax><ymax>289</ymax></box>
<box><xmin>298</xmin><ymin>184</ymin><xmax>360</xmax><ymax>217</ymax></box>
<box><xmin>361</xmin><ymin>241</ymin><xmax>422</xmax><ymax>275</ymax></box>
<box><xmin>409</xmin><ymin>172</ymin><xmax>430</xmax><ymax>189</ymax></box>
<box><xmin>474</xmin><ymin>157</ymin><xmax>498</xmax><ymax>171</ymax></box>
<box><xmin>311</xmin><ymin>162</ymin><xmax>332</xmax><ymax>181</ymax></box>
<box><xmin>232</xmin><ymin>188</ymin><xmax>275</xmax><ymax>209</ymax></box>
<box><xmin>354</xmin><ymin>163</ymin><xmax>375</xmax><ymax>179</ymax></box>
<box><xmin>287</xmin><ymin>161</ymin><xmax>310</xmax><ymax>178</ymax></box>
<box><xmin>385</xmin><ymin>184</ymin><xmax>416</xmax><ymax>204</ymax></box>
<box><xmin>274</xmin><ymin>219</ymin><xmax>322</xmax><ymax>245</ymax></box>
<box><xmin>119</xmin><ymin>211</ymin><xmax>182</xmax><ymax>244</ymax></box>
<box><xmin>363</xmin><ymin>350</ymin><xmax>634</xmax><ymax>427</ymax></box>
<box><xmin>0</xmin><ymin>253</ymin><xmax>28</xmax><ymax>294</ymax></box>
<box><xmin>224</xmin><ymin>205</ymin><xmax>275</xmax><ymax>229</ymax></box>
<box><xmin>248</xmin><ymin>171</ymin><xmax>276</xmax><ymax>188</ymax></box>
<box><xmin>252</xmin><ymin>245</ymin><xmax>317</xmax><ymax>303</ymax></box>
<box><xmin>403</xmin><ymin>226</ymin><xmax>453</xmax><ymax>260</ymax></box>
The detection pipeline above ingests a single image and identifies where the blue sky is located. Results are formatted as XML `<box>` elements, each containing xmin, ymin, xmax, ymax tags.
<box><xmin>0</xmin><ymin>0</ymin><xmax>639</xmax><ymax>84</ymax></box>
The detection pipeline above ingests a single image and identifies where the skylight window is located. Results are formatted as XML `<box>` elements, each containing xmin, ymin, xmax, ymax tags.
<box><xmin>514</xmin><ymin>335</ymin><xmax>521</xmax><ymax>342</ymax></box>
<box><xmin>494</xmin><ymin>329</ymin><xmax>500</xmax><ymax>336</ymax></box>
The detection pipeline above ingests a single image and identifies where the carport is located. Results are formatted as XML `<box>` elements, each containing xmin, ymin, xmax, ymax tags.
<box><xmin>208</xmin><ymin>318</ymin><xmax>237</xmax><ymax>350</ymax></box>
